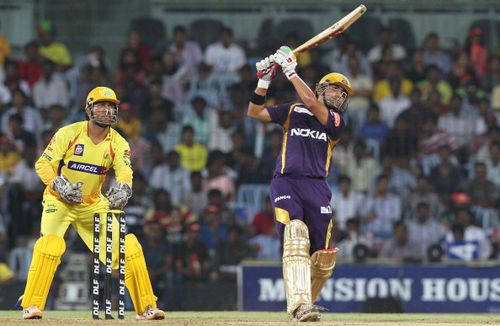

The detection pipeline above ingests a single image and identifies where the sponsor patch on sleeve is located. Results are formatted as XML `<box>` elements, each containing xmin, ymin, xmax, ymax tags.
<box><xmin>331</xmin><ymin>111</ymin><xmax>341</xmax><ymax>127</ymax></box>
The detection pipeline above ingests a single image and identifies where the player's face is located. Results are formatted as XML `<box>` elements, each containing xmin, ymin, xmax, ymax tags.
<box><xmin>92</xmin><ymin>101</ymin><xmax>118</xmax><ymax>125</ymax></box>
<box><xmin>323</xmin><ymin>84</ymin><xmax>348</xmax><ymax>110</ymax></box>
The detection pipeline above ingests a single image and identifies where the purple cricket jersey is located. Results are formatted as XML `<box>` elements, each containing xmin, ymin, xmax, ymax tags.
<box><xmin>266</xmin><ymin>101</ymin><xmax>344</xmax><ymax>178</ymax></box>
<box><xmin>265</xmin><ymin>101</ymin><xmax>345</xmax><ymax>253</ymax></box>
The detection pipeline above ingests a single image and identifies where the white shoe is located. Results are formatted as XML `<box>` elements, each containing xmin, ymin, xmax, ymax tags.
<box><xmin>23</xmin><ymin>305</ymin><xmax>42</xmax><ymax>320</ymax></box>
<box><xmin>136</xmin><ymin>305</ymin><xmax>165</xmax><ymax>320</ymax></box>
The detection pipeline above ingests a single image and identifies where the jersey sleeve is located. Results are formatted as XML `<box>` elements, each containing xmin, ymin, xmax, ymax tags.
<box><xmin>35</xmin><ymin>129</ymin><xmax>70</xmax><ymax>186</ymax></box>
<box><xmin>265</xmin><ymin>102</ymin><xmax>294</xmax><ymax>125</ymax></box>
<box><xmin>112</xmin><ymin>135</ymin><xmax>133</xmax><ymax>187</ymax></box>
<box><xmin>324</xmin><ymin>110</ymin><xmax>345</xmax><ymax>140</ymax></box>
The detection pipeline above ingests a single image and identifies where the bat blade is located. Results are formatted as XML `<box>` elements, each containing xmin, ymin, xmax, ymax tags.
<box><xmin>293</xmin><ymin>4</ymin><xmax>367</xmax><ymax>54</ymax></box>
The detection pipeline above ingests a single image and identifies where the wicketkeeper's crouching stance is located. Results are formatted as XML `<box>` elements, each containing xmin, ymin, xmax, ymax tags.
<box><xmin>18</xmin><ymin>86</ymin><xmax>165</xmax><ymax>320</ymax></box>
<box><xmin>247</xmin><ymin>46</ymin><xmax>350</xmax><ymax>321</ymax></box>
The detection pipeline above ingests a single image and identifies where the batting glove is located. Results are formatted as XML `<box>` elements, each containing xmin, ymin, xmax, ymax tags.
<box><xmin>52</xmin><ymin>175</ymin><xmax>84</xmax><ymax>204</ymax></box>
<box><xmin>105</xmin><ymin>183</ymin><xmax>132</xmax><ymax>210</ymax></box>
<box><xmin>273</xmin><ymin>46</ymin><xmax>297</xmax><ymax>80</ymax></box>
<box><xmin>255</xmin><ymin>56</ymin><xmax>276</xmax><ymax>89</ymax></box>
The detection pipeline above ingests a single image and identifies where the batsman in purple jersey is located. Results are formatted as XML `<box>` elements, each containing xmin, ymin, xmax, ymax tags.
<box><xmin>248</xmin><ymin>46</ymin><xmax>352</xmax><ymax>322</ymax></box>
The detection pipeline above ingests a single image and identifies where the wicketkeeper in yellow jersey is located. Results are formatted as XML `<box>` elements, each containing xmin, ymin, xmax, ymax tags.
<box><xmin>19</xmin><ymin>86</ymin><xmax>165</xmax><ymax>320</ymax></box>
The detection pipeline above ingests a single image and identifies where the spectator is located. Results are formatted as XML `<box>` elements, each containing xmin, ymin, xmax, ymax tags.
<box><xmin>169</xmin><ymin>25</ymin><xmax>203</xmax><ymax>80</ymax></box>
<box><xmin>373</xmin><ymin>62</ymin><xmax>413</xmax><ymax>104</ymax></box>
<box><xmin>204</xmin><ymin>26</ymin><xmax>246</xmax><ymax>75</ymax></box>
<box><xmin>367</xmin><ymin>26</ymin><xmax>407</xmax><ymax>63</ymax></box>
<box><xmin>122</xmin><ymin>30</ymin><xmax>151</xmax><ymax>72</ymax></box>
<box><xmin>123</xmin><ymin>172</ymin><xmax>152</xmax><ymax>236</ymax></box>
<box><xmin>141</xmin><ymin>219</ymin><xmax>173</xmax><ymax>307</ymax></box>
<box><xmin>344</xmin><ymin>140</ymin><xmax>380</xmax><ymax>193</ymax></box>
<box><xmin>483</xmin><ymin>141</ymin><xmax>500</xmax><ymax>187</ymax></box>
<box><xmin>446</xmin><ymin>206</ymin><xmax>492</xmax><ymax>259</ymax></box>
<box><xmin>180</xmin><ymin>171</ymin><xmax>208</xmax><ymax>217</ymax></box>
<box><xmin>174</xmin><ymin>125</ymin><xmax>207</xmax><ymax>172</ymax></box>
<box><xmin>378</xmin><ymin>78</ymin><xmax>411</xmax><ymax>128</ymax></box>
<box><xmin>36</xmin><ymin>20</ymin><xmax>72</xmax><ymax>71</ymax></box>
<box><xmin>5</xmin><ymin>113</ymin><xmax>37</xmax><ymax>153</ymax></box>
<box><xmin>181</xmin><ymin>95</ymin><xmax>210</xmax><ymax>144</ymax></box>
<box><xmin>405</xmin><ymin>48</ymin><xmax>426</xmax><ymax>84</ymax></box>
<box><xmin>251</xmin><ymin>197</ymin><xmax>274</xmax><ymax>236</ymax></box>
<box><xmin>16</xmin><ymin>41</ymin><xmax>42</xmax><ymax>89</ymax></box>
<box><xmin>407</xmin><ymin>175</ymin><xmax>443</xmax><ymax>219</ymax></box>
<box><xmin>438</xmin><ymin>94</ymin><xmax>479</xmax><ymax>148</ymax></box>
<box><xmin>208</xmin><ymin>110</ymin><xmax>236</xmax><ymax>153</ymax></box>
<box><xmin>331</xmin><ymin>175</ymin><xmax>364</xmax><ymax>231</ymax></box>
<box><xmin>175</xmin><ymin>222</ymin><xmax>210</xmax><ymax>281</ymax></box>
<box><xmin>379</xmin><ymin>221</ymin><xmax>420</xmax><ymax>261</ymax></box>
<box><xmin>465</xmin><ymin>27</ymin><xmax>489</xmax><ymax>78</ymax></box>
<box><xmin>0</xmin><ymin>260</ymin><xmax>15</xmax><ymax>284</ymax></box>
<box><xmin>199</xmin><ymin>204</ymin><xmax>228</xmax><ymax>258</ymax></box>
<box><xmin>407</xmin><ymin>202</ymin><xmax>448</xmax><ymax>259</ymax></box>
<box><xmin>32</xmin><ymin>59</ymin><xmax>69</xmax><ymax>112</ymax></box>
<box><xmin>344</xmin><ymin>54</ymin><xmax>373</xmax><ymax>130</ymax></box>
<box><xmin>216</xmin><ymin>225</ymin><xmax>251</xmax><ymax>280</ymax></box>
<box><xmin>145</xmin><ymin>107</ymin><xmax>181</xmax><ymax>154</ymax></box>
<box><xmin>463</xmin><ymin>162</ymin><xmax>499</xmax><ymax>205</ymax></box>
<box><xmin>0</xmin><ymin>134</ymin><xmax>20</xmax><ymax>174</ymax></box>
<box><xmin>249</xmin><ymin>227</ymin><xmax>281</xmax><ymax>259</ymax></box>
<box><xmin>357</xmin><ymin>105</ymin><xmax>390</xmax><ymax>150</ymax></box>
<box><xmin>336</xmin><ymin>217</ymin><xmax>375</xmax><ymax>261</ymax></box>
<box><xmin>115</xmin><ymin>101</ymin><xmax>142</xmax><ymax>138</ymax></box>
<box><xmin>360</xmin><ymin>174</ymin><xmax>402</xmax><ymax>239</ymax></box>
<box><xmin>418</xmin><ymin>64</ymin><xmax>453</xmax><ymax>105</ymax></box>
<box><xmin>2</xmin><ymin>89</ymin><xmax>44</xmax><ymax>140</ymax></box>
<box><xmin>149</xmin><ymin>150</ymin><xmax>191</xmax><ymax>205</ymax></box>
<box><xmin>160</xmin><ymin>51</ymin><xmax>184</xmax><ymax>108</ymax></box>
<box><xmin>203</xmin><ymin>150</ymin><xmax>235</xmax><ymax>201</ymax></box>
<box><xmin>422</xmin><ymin>32</ymin><xmax>451</xmax><ymax>75</ymax></box>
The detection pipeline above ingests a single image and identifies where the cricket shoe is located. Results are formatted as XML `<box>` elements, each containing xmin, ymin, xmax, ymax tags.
<box><xmin>23</xmin><ymin>305</ymin><xmax>43</xmax><ymax>319</ymax></box>
<box><xmin>136</xmin><ymin>306</ymin><xmax>165</xmax><ymax>320</ymax></box>
<box><xmin>292</xmin><ymin>304</ymin><xmax>325</xmax><ymax>322</ymax></box>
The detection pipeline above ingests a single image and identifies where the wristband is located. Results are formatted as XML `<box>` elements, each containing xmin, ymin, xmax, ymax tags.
<box><xmin>257</xmin><ymin>79</ymin><xmax>271</xmax><ymax>89</ymax></box>
<box><xmin>250</xmin><ymin>92</ymin><xmax>266</xmax><ymax>106</ymax></box>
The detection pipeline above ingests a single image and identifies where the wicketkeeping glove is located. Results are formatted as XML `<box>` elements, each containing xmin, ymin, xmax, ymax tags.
<box><xmin>105</xmin><ymin>183</ymin><xmax>132</xmax><ymax>210</ymax></box>
<box><xmin>52</xmin><ymin>175</ymin><xmax>84</xmax><ymax>204</ymax></box>
<box><xmin>273</xmin><ymin>45</ymin><xmax>297</xmax><ymax>80</ymax></box>
<box><xmin>256</xmin><ymin>56</ymin><xmax>276</xmax><ymax>89</ymax></box>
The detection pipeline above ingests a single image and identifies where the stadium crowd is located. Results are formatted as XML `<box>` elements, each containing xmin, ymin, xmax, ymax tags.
<box><xmin>0</xmin><ymin>19</ymin><xmax>499</xmax><ymax>308</ymax></box>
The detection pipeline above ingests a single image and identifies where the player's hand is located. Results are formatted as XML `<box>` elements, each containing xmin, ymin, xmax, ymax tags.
<box><xmin>105</xmin><ymin>183</ymin><xmax>132</xmax><ymax>210</ymax></box>
<box><xmin>273</xmin><ymin>46</ymin><xmax>297</xmax><ymax>80</ymax></box>
<box><xmin>52</xmin><ymin>175</ymin><xmax>83</xmax><ymax>204</ymax></box>
<box><xmin>256</xmin><ymin>56</ymin><xmax>276</xmax><ymax>82</ymax></box>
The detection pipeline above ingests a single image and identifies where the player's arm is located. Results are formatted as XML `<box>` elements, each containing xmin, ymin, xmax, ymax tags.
<box><xmin>106</xmin><ymin>136</ymin><xmax>133</xmax><ymax>209</ymax></box>
<box><xmin>273</xmin><ymin>46</ymin><xmax>329</xmax><ymax>126</ymax></box>
<box><xmin>35</xmin><ymin>129</ymin><xmax>84</xmax><ymax>204</ymax></box>
<box><xmin>247</xmin><ymin>56</ymin><xmax>275</xmax><ymax>122</ymax></box>
<box><xmin>35</xmin><ymin>131</ymin><xmax>67</xmax><ymax>186</ymax></box>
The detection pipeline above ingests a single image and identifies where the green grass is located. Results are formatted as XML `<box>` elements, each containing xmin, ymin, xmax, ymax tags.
<box><xmin>0</xmin><ymin>311</ymin><xmax>499</xmax><ymax>325</ymax></box>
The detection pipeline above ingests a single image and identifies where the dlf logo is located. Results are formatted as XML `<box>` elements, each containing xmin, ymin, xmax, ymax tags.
<box><xmin>321</xmin><ymin>206</ymin><xmax>332</xmax><ymax>214</ymax></box>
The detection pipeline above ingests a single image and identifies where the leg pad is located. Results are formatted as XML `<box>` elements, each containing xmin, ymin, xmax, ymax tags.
<box><xmin>283</xmin><ymin>219</ymin><xmax>312</xmax><ymax>315</ymax></box>
<box><xmin>311</xmin><ymin>248</ymin><xmax>337</xmax><ymax>303</ymax></box>
<box><xmin>21</xmin><ymin>235</ymin><xmax>66</xmax><ymax>310</ymax></box>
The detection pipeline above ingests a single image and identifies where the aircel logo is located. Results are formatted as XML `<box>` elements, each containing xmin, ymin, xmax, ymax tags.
<box><xmin>68</xmin><ymin>161</ymin><xmax>107</xmax><ymax>175</ymax></box>
<box><xmin>290</xmin><ymin>128</ymin><xmax>327</xmax><ymax>141</ymax></box>
<box><xmin>274</xmin><ymin>195</ymin><xmax>291</xmax><ymax>203</ymax></box>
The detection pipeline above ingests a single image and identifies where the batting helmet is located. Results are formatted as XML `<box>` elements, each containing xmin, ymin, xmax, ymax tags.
<box><xmin>86</xmin><ymin>86</ymin><xmax>120</xmax><ymax>109</ymax></box>
<box><xmin>318</xmin><ymin>72</ymin><xmax>353</xmax><ymax>96</ymax></box>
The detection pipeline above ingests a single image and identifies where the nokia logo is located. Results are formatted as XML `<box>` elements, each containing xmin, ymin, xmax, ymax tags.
<box><xmin>68</xmin><ymin>161</ymin><xmax>107</xmax><ymax>175</ymax></box>
<box><xmin>290</xmin><ymin>128</ymin><xmax>327</xmax><ymax>141</ymax></box>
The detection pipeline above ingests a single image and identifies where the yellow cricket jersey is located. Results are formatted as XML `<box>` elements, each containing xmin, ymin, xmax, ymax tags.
<box><xmin>36</xmin><ymin>121</ymin><xmax>133</xmax><ymax>206</ymax></box>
